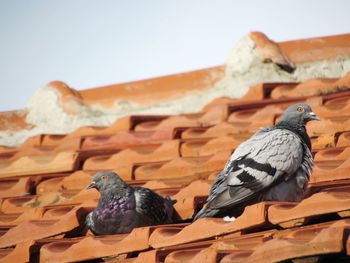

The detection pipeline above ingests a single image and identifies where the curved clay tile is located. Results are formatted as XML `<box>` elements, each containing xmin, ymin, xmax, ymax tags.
<box><xmin>271</xmin><ymin>75</ymin><xmax>350</xmax><ymax>99</ymax></box>
<box><xmin>0</xmin><ymin>151</ymin><xmax>79</xmax><ymax>177</ymax></box>
<box><xmin>48</xmin><ymin>81</ymin><xmax>85</xmax><ymax>115</ymax></box>
<box><xmin>337</xmin><ymin>131</ymin><xmax>350</xmax><ymax>147</ymax></box>
<box><xmin>134</xmin><ymin>150</ymin><xmax>231</xmax><ymax>180</ymax></box>
<box><xmin>0</xmin><ymin>208</ymin><xmax>43</xmax><ymax>227</ymax></box>
<box><xmin>0</xmin><ymin>110</ymin><xmax>33</xmax><ymax>131</ymax></box>
<box><xmin>148</xmin><ymin>202</ymin><xmax>268</xmax><ymax>248</ymax></box>
<box><xmin>0</xmin><ymin>177</ymin><xmax>32</xmax><ymax>198</ymax></box>
<box><xmin>81</xmin><ymin>129</ymin><xmax>174</xmax><ymax>150</ymax></box>
<box><xmin>311</xmin><ymin>133</ymin><xmax>336</xmax><ymax>150</ymax></box>
<box><xmin>39</xmin><ymin>227</ymin><xmax>152</xmax><ymax>263</ymax></box>
<box><xmin>279</xmin><ymin>33</ymin><xmax>350</xmax><ymax>63</ymax></box>
<box><xmin>307</xmin><ymin>117</ymin><xmax>350</xmax><ymax>137</ymax></box>
<box><xmin>83</xmin><ymin>140</ymin><xmax>180</xmax><ymax>179</ymax></box>
<box><xmin>250</xmin><ymin>32</ymin><xmax>295</xmax><ymax>73</ymax></box>
<box><xmin>181</xmin><ymin>122</ymin><xmax>252</xmax><ymax>139</ymax></box>
<box><xmin>35</xmin><ymin>170</ymin><xmax>93</xmax><ymax>194</ymax></box>
<box><xmin>311</xmin><ymin>158</ymin><xmax>350</xmax><ymax>183</ymax></box>
<box><xmin>315</xmin><ymin>147</ymin><xmax>350</xmax><ymax>161</ymax></box>
<box><xmin>246</xmin><ymin>220</ymin><xmax>350</xmax><ymax>262</ymax></box>
<box><xmin>180</xmin><ymin>136</ymin><xmax>239</xmax><ymax>157</ymax></box>
<box><xmin>268</xmin><ymin>190</ymin><xmax>350</xmax><ymax>228</ymax></box>
<box><xmin>0</xmin><ymin>206</ymin><xmax>91</xmax><ymax>248</ymax></box>
<box><xmin>0</xmin><ymin>241</ymin><xmax>35</xmax><ymax>263</ymax></box>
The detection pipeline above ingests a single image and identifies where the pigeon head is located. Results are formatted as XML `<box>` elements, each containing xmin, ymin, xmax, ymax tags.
<box><xmin>278</xmin><ymin>103</ymin><xmax>320</xmax><ymax>126</ymax></box>
<box><xmin>86</xmin><ymin>171</ymin><xmax>128</xmax><ymax>193</ymax></box>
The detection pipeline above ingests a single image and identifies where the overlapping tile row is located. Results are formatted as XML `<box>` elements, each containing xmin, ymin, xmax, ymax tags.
<box><xmin>32</xmin><ymin>189</ymin><xmax>350</xmax><ymax>263</ymax></box>
<box><xmin>0</xmin><ymin>73</ymin><xmax>350</xmax><ymax>262</ymax></box>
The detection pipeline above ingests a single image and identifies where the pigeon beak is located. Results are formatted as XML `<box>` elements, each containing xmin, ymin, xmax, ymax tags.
<box><xmin>308</xmin><ymin>112</ymin><xmax>320</xmax><ymax>121</ymax></box>
<box><xmin>86</xmin><ymin>181</ymin><xmax>97</xmax><ymax>189</ymax></box>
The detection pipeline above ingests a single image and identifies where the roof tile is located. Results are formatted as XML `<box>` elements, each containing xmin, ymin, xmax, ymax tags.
<box><xmin>81</xmin><ymin>129</ymin><xmax>175</xmax><ymax>150</ymax></box>
<box><xmin>337</xmin><ymin>131</ymin><xmax>350</xmax><ymax>147</ymax></box>
<box><xmin>0</xmin><ymin>208</ymin><xmax>44</xmax><ymax>227</ymax></box>
<box><xmin>0</xmin><ymin>177</ymin><xmax>32</xmax><ymax>198</ymax></box>
<box><xmin>246</xmin><ymin>220</ymin><xmax>350</xmax><ymax>262</ymax></box>
<box><xmin>83</xmin><ymin>140</ymin><xmax>180</xmax><ymax>177</ymax></box>
<box><xmin>134</xmin><ymin>150</ymin><xmax>231</xmax><ymax>180</ymax></box>
<box><xmin>0</xmin><ymin>206</ymin><xmax>92</xmax><ymax>248</ymax></box>
<box><xmin>0</xmin><ymin>241</ymin><xmax>34</xmax><ymax>263</ymax></box>
<box><xmin>0</xmin><ymin>151</ymin><xmax>79</xmax><ymax>178</ymax></box>
<box><xmin>1</xmin><ymin>33</ymin><xmax>350</xmax><ymax>261</ymax></box>
<box><xmin>40</xmin><ymin>226</ymin><xmax>151</xmax><ymax>263</ymax></box>
<box><xmin>311</xmin><ymin>158</ymin><xmax>350</xmax><ymax>183</ymax></box>
<box><xmin>268</xmin><ymin>190</ymin><xmax>350</xmax><ymax>228</ymax></box>
<box><xmin>180</xmin><ymin>137</ymin><xmax>238</xmax><ymax>157</ymax></box>
<box><xmin>149</xmin><ymin>202</ymin><xmax>269</xmax><ymax>248</ymax></box>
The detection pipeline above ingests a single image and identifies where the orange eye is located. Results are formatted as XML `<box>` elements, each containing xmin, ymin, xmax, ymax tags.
<box><xmin>101</xmin><ymin>175</ymin><xmax>107</xmax><ymax>181</ymax></box>
<box><xmin>296</xmin><ymin>106</ymin><xmax>304</xmax><ymax>112</ymax></box>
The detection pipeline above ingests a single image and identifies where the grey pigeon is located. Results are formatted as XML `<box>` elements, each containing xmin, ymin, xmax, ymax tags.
<box><xmin>194</xmin><ymin>103</ymin><xmax>320</xmax><ymax>221</ymax></box>
<box><xmin>85</xmin><ymin>171</ymin><xmax>175</xmax><ymax>235</ymax></box>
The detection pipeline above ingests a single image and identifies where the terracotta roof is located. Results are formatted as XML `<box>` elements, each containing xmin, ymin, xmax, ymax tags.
<box><xmin>1</xmin><ymin>31</ymin><xmax>350</xmax><ymax>148</ymax></box>
<box><xmin>1</xmin><ymin>32</ymin><xmax>350</xmax><ymax>262</ymax></box>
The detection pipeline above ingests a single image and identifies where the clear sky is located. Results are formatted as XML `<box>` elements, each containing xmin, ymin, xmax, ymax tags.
<box><xmin>0</xmin><ymin>0</ymin><xmax>349</xmax><ymax>111</ymax></box>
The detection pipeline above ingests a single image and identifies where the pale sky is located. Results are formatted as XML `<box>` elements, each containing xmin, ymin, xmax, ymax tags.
<box><xmin>0</xmin><ymin>0</ymin><xmax>349</xmax><ymax>111</ymax></box>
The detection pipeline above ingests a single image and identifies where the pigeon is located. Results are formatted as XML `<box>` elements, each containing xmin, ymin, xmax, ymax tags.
<box><xmin>194</xmin><ymin>103</ymin><xmax>320</xmax><ymax>221</ymax></box>
<box><xmin>85</xmin><ymin>171</ymin><xmax>175</xmax><ymax>235</ymax></box>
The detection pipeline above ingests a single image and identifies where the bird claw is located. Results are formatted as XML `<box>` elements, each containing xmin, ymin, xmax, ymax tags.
<box><xmin>223</xmin><ymin>216</ymin><xmax>236</xmax><ymax>222</ymax></box>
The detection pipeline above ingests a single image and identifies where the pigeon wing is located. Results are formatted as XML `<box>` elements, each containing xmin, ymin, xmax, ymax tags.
<box><xmin>206</xmin><ymin>128</ymin><xmax>303</xmax><ymax>210</ymax></box>
<box><xmin>134</xmin><ymin>187</ymin><xmax>171</xmax><ymax>224</ymax></box>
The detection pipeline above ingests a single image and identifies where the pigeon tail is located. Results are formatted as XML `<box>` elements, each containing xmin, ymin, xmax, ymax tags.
<box><xmin>193</xmin><ymin>207</ymin><xmax>219</xmax><ymax>221</ymax></box>
<box><xmin>165</xmin><ymin>195</ymin><xmax>177</xmax><ymax>205</ymax></box>
<box><xmin>164</xmin><ymin>196</ymin><xmax>177</xmax><ymax>223</ymax></box>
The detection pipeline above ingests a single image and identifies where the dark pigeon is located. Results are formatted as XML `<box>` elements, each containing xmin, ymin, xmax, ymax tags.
<box><xmin>194</xmin><ymin>103</ymin><xmax>320</xmax><ymax>221</ymax></box>
<box><xmin>85</xmin><ymin>171</ymin><xmax>175</xmax><ymax>235</ymax></box>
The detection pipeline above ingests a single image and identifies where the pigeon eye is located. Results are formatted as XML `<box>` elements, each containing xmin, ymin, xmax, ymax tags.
<box><xmin>296</xmin><ymin>107</ymin><xmax>304</xmax><ymax>113</ymax></box>
<box><xmin>101</xmin><ymin>175</ymin><xmax>107</xmax><ymax>181</ymax></box>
